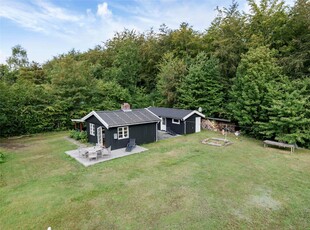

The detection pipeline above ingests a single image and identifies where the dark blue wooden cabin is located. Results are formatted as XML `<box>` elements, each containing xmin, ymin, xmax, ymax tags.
<box><xmin>148</xmin><ymin>107</ymin><xmax>205</xmax><ymax>135</ymax></box>
<box><xmin>79</xmin><ymin>106</ymin><xmax>160</xmax><ymax>150</ymax></box>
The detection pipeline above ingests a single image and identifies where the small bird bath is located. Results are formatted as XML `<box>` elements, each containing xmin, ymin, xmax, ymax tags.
<box><xmin>201</xmin><ymin>138</ymin><xmax>233</xmax><ymax>147</ymax></box>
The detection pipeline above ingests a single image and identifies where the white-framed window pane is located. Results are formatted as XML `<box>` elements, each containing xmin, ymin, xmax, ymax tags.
<box><xmin>172</xmin><ymin>119</ymin><xmax>180</xmax><ymax>124</ymax></box>
<box><xmin>125</xmin><ymin>127</ymin><xmax>129</xmax><ymax>138</ymax></box>
<box><xmin>117</xmin><ymin>126</ymin><xmax>129</xmax><ymax>139</ymax></box>
<box><xmin>124</xmin><ymin>127</ymin><xmax>127</xmax><ymax>138</ymax></box>
<box><xmin>90</xmin><ymin>123</ymin><xmax>95</xmax><ymax>136</ymax></box>
<box><xmin>118</xmin><ymin>127</ymin><xmax>123</xmax><ymax>138</ymax></box>
<box><xmin>117</xmin><ymin>127</ymin><xmax>122</xmax><ymax>139</ymax></box>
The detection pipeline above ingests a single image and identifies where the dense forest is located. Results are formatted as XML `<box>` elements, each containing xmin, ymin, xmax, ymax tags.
<box><xmin>0</xmin><ymin>0</ymin><xmax>309</xmax><ymax>147</ymax></box>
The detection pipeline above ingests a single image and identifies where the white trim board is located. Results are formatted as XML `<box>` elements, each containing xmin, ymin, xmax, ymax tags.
<box><xmin>81</xmin><ymin>111</ymin><xmax>110</xmax><ymax>129</ymax></box>
<box><xmin>183</xmin><ymin>110</ymin><xmax>205</xmax><ymax>120</ymax></box>
<box><xmin>145</xmin><ymin>108</ymin><xmax>161</xmax><ymax>120</ymax></box>
<box><xmin>71</xmin><ymin>119</ymin><xmax>84</xmax><ymax>122</ymax></box>
<box><xmin>172</xmin><ymin>118</ymin><xmax>180</xmax><ymax>124</ymax></box>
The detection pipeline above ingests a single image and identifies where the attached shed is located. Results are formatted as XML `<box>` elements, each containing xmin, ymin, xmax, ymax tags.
<box><xmin>79</xmin><ymin>107</ymin><xmax>160</xmax><ymax>150</ymax></box>
<box><xmin>148</xmin><ymin>107</ymin><xmax>205</xmax><ymax>135</ymax></box>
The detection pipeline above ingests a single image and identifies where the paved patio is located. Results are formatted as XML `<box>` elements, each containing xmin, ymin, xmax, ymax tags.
<box><xmin>65</xmin><ymin>145</ymin><xmax>148</xmax><ymax>167</ymax></box>
<box><xmin>157</xmin><ymin>130</ymin><xmax>180</xmax><ymax>140</ymax></box>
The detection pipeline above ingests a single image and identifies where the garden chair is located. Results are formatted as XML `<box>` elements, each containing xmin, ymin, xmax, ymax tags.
<box><xmin>88</xmin><ymin>152</ymin><xmax>97</xmax><ymax>161</ymax></box>
<box><xmin>101</xmin><ymin>146</ymin><xmax>111</xmax><ymax>157</ymax></box>
<box><xmin>126</xmin><ymin>139</ymin><xmax>136</xmax><ymax>152</ymax></box>
<box><xmin>96</xmin><ymin>149</ymin><xmax>103</xmax><ymax>159</ymax></box>
<box><xmin>79</xmin><ymin>148</ymin><xmax>89</xmax><ymax>158</ymax></box>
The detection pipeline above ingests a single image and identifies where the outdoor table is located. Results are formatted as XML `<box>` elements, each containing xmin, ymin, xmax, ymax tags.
<box><xmin>87</xmin><ymin>146</ymin><xmax>102</xmax><ymax>160</ymax></box>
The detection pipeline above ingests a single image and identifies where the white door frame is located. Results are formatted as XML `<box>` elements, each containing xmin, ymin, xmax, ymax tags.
<box><xmin>97</xmin><ymin>127</ymin><xmax>103</xmax><ymax>146</ymax></box>
<box><xmin>160</xmin><ymin>117</ymin><xmax>167</xmax><ymax>131</ymax></box>
<box><xmin>195</xmin><ymin>117</ymin><xmax>201</xmax><ymax>132</ymax></box>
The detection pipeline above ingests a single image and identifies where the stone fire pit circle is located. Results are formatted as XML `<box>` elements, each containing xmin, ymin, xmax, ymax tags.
<box><xmin>201</xmin><ymin>138</ymin><xmax>233</xmax><ymax>147</ymax></box>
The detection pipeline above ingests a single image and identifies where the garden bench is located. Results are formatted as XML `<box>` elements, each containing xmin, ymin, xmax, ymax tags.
<box><xmin>263</xmin><ymin>140</ymin><xmax>295</xmax><ymax>153</ymax></box>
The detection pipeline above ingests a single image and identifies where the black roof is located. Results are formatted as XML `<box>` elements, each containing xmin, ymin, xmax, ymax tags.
<box><xmin>148</xmin><ymin>107</ymin><xmax>204</xmax><ymax>120</ymax></box>
<box><xmin>83</xmin><ymin>109</ymin><xmax>160</xmax><ymax>128</ymax></box>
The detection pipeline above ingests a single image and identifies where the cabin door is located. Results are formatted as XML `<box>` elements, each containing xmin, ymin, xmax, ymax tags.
<box><xmin>195</xmin><ymin>117</ymin><xmax>201</xmax><ymax>132</ymax></box>
<box><xmin>97</xmin><ymin>127</ymin><xmax>103</xmax><ymax>146</ymax></box>
<box><xmin>160</xmin><ymin>117</ymin><xmax>166</xmax><ymax>131</ymax></box>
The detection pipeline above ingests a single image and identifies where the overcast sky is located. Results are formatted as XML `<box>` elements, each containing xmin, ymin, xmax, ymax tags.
<box><xmin>0</xmin><ymin>0</ymin><xmax>295</xmax><ymax>64</ymax></box>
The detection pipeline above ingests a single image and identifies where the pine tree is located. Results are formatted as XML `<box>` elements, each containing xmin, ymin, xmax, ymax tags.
<box><xmin>258</xmin><ymin>80</ymin><xmax>310</xmax><ymax>147</ymax></box>
<box><xmin>229</xmin><ymin>46</ymin><xmax>284</xmax><ymax>135</ymax></box>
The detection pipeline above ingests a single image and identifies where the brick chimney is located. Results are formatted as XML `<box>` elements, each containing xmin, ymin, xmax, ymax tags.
<box><xmin>121</xmin><ymin>103</ymin><xmax>131</xmax><ymax>112</ymax></box>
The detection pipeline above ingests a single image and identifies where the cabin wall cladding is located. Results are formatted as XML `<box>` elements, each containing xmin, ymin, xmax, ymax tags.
<box><xmin>166</xmin><ymin>118</ymin><xmax>185</xmax><ymax>134</ymax></box>
<box><xmin>108</xmin><ymin>123</ymin><xmax>157</xmax><ymax>150</ymax></box>
<box><xmin>185</xmin><ymin>114</ymin><xmax>199</xmax><ymax>134</ymax></box>
<box><xmin>85</xmin><ymin>116</ymin><xmax>105</xmax><ymax>143</ymax></box>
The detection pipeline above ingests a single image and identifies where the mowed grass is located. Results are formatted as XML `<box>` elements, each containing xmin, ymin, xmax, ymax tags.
<box><xmin>0</xmin><ymin>131</ymin><xmax>310</xmax><ymax>229</ymax></box>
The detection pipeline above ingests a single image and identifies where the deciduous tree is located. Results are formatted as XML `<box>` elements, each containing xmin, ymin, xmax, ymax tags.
<box><xmin>178</xmin><ymin>53</ymin><xmax>223</xmax><ymax>117</ymax></box>
<box><xmin>156</xmin><ymin>53</ymin><xmax>187</xmax><ymax>107</ymax></box>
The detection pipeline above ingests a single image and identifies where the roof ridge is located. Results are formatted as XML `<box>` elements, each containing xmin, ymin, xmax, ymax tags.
<box><xmin>149</xmin><ymin>107</ymin><xmax>193</xmax><ymax>113</ymax></box>
<box><xmin>96</xmin><ymin>108</ymin><xmax>145</xmax><ymax>113</ymax></box>
<box><xmin>89</xmin><ymin>108</ymin><xmax>160</xmax><ymax>128</ymax></box>
<box><xmin>148</xmin><ymin>107</ymin><xmax>204</xmax><ymax>120</ymax></box>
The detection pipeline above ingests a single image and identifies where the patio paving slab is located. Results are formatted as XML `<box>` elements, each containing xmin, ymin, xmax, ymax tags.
<box><xmin>65</xmin><ymin>145</ymin><xmax>148</xmax><ymax>167</ymax></box>
<box><xmin>157</xmin><ymin>130</ymin><xmax>180</xmax><ymax>140</ymax></box>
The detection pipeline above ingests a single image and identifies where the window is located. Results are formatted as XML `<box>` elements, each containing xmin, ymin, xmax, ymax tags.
<box><xmin>162</xmin><ymin>117</ymin><xmax>166</xmax><ymax>125</ymax></box>
<box><xmin>172</xmin><ymin>119</ymin><xmax>180</xmax><ymax>124</ymax></box>
<box><xmin>118</xmin><ymin>126</ymin><xmax>129</xmax><ymax>139</ymax></box>
<box><xmin>89</xmin><ymin>123</ymin><xmax>95</xmax><ymax>136</ymax></box>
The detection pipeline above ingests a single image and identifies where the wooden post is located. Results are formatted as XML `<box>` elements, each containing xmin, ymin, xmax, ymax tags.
<box><xmin>225</xmin><ymin>124</ymin><xmax>227</xmax><ymax>141</ymax></box>
<box><xmin>80</xmin><ymin>123</ymin><xmax>83</xmax><ymax>131</ymax></box>
<box><xmin>74</xmin><ymin>122</ymin><xmax>77</xmax><ymax>130</ymax></box>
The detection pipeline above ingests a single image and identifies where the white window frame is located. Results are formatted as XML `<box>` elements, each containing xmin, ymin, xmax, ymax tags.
<box><xmin>172</xmin><ymin>119</ymin><xmax>180</xmax><ymax>124</ymax></box>
<box><xmin>89</xmin><ymin>123</ymin><xmax>95</xmax><ymax>136</ymax></box>
<box><xmin>162</xmin><ymin>117</ymin><xmax>166</xmax><ymax>125</ymax></box>
<box><xmin>117</xmin><ymin>126</ymin><xmax>129</xmax><ymax>139</ymax></box>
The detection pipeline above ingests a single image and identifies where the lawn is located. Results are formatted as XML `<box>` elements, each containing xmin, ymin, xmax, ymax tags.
<box><xmin>0</xmin><ymin>130</ymin><xmax>309</xmax><ymax>229</ymax></box>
